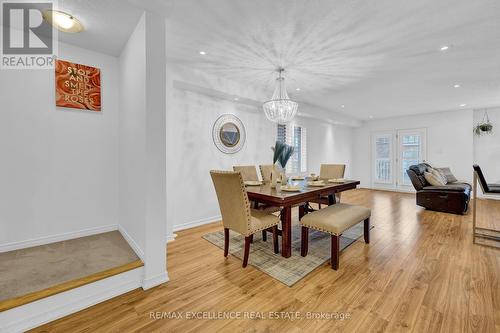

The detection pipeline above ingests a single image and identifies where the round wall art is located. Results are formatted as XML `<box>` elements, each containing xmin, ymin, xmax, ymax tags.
<box><xmin>212</xmin><ymin>114</ymin><xmax>246</xmax><ymax>154</ymax></box>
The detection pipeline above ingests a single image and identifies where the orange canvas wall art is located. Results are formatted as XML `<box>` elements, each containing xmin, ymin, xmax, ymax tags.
<box><xmin>55</xmin><ymin>59</ymin><xmax>101</xmax><ymax>111</ymax></box>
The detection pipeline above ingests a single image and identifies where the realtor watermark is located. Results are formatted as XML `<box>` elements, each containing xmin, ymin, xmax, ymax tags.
<box><xmin>1</xmin><ymin>0</ymin><xmax>57</xmax><ymax>69</ymax></box>
<box><xmin>150</xmin><ymin>311</ymin><xmax>351</xmax><ymax>321</ymax></box>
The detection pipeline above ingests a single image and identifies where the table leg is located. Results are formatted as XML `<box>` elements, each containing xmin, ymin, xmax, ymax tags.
<box><xmin>281</xmin><ymin>206</ymin><xmax>292</xmax><ymax>258</ymax></box>
<box><xmin>328</xmin><ymin>194</ymin><xmax>336</xmax><ymax>206</ymax></box>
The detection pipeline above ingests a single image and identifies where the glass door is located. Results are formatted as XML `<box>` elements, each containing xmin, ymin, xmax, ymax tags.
<box><xmin>397</xmin><ymin>129</ymin><xmax>427</xmax><ymax>188</ymax></box>
<box><xmin>372</xmin><ymin>132</ymin><xmax>394</xmax><ymax>186</ymax></box>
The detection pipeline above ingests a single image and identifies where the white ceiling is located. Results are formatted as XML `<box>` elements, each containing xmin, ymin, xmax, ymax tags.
<box><xmin>162</xmin><ymin>0</ymin><xmax>500</xmax><ymax>119</ymax></box>
<box><xmin>46</xmin><ymin>0</ymin><xmax>143</xmax><ymax>57</ymax></box>
<box><xmin>51</xmin><ymin>0</ymin><xmax>500</xmax><ymax>120</ymax></box>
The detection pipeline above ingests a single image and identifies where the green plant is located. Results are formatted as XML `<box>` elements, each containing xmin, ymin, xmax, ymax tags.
<box><xmin>473</xmin><ymin>111</ymin><xmax>493</xmax><ymax>136</ymax></box>
<box><xmin>272</xmin><ymin>141</ymin><xmax>294</xmax><ymax>168</ymax></box>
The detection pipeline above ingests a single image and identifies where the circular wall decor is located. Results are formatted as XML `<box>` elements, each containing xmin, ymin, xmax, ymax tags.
<box><xmin>212</xmin><ymin>114</ymin><xmax>246</xmax><ymax>154</ymax></box>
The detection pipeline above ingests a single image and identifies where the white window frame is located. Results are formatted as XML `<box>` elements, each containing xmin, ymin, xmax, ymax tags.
<box><xmin>371</xmin><ymin>131</ymin><xmax>394</xmax><ymax>185</ymax></box>
<box><xmin>276</xmin><ymin>124</ymin><xmax>307</xmax><ymax>175</ymax></box>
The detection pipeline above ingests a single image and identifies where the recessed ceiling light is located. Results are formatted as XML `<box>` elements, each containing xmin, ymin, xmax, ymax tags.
<box><xmin>341</xmin><ymin>105</ymin><xmax>345</xmax><ymax>108</ymax></box>
<box><xmin>440</xmin><ymin>45</ymin><xmax>449</xmax><ymax>51</ymax></box>
<box><xmin>369</xmin><ymin>115</ymin><xmax>374</xmax><ymax>119</ymax></box>
<box><xmin>453</xmin><ymin>84</ymin><xmax>460</xmax><ymax>88</ymax></box>
<box><xmin>199</xmin><ymin>51</ymin><xmax>206</xmax><ymax>55</ymax></box>
<box><xmin>460</xmin><ymin>104</ymin><xmax>466</xmax><ymax>107</ymax></box>
<box><xmin>42</xmin><ymin>10</ymin><xmax>84</xmax><ymax>33</ymax></box>
<box><xmin>295</xmin><ymin>88</ymin><xmax>300</xmax><ymax>91</ymax></box>
<box><xmin>234</xmin><ymin>97</ymin><xmax>239</xmax><ymax>101</ymax></box>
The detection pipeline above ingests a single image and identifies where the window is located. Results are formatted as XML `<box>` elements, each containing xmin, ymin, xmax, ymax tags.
<box><xmin>372</xmin><ymin>133</ymin><xmax>393</xmax><ymax>184</ymax></box>
<box><xmin>276</xmin><ymin>124</ymin><xmax>307</xmax><ymax>174</ymax></box>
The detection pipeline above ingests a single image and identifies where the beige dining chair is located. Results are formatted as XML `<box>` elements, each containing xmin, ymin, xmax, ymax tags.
<box><xmin>259</xmin><ymin>165</ymin><xmax>273</xmax><ymax>182</ymax></box>
<box><xmin>233</xmin><ymin>165</ymin><xmax>259</xmax><ymax>181</ymax></box>
<box><xmin>312</xmin><ymin>164</ymin><xmax>346</xmax><ymax>208</ymax></box>
<box><xmin>210</xmin><ymin>170</ymin><xmax>280</xmax><ymax>267</ymax></box>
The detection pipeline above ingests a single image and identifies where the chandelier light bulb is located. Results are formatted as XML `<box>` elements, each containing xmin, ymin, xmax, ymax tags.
<box><xmin>262</xmin><ymin>68</ymin><xmax>298</xmax><ymax>124</ymax></box>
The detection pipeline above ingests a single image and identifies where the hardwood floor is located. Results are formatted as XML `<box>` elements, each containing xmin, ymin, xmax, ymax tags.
<box><xmin>32</xmin><ymin>189</ymin><xmax>500</xmax><ymax>333</ymax></box>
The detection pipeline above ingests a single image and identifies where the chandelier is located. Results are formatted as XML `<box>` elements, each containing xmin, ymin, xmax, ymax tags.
<box><xmin>262</xmin><ymin>68</ymin><xmax>298</xmax><ymax>124</ymax></box>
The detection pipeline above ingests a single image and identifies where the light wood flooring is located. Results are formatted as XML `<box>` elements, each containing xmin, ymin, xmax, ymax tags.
<box><xmin>32</xmin><ymin>189</ymin><xmax>500</xmax><ymax>332</ymax></box>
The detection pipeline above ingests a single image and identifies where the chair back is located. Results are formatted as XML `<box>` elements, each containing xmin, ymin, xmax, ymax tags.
<box><xmin>210</xmin><ymin>171</ymin><xmax>251</xmax><ymax>235</ymax></box>
<box><xmin>473</xmin><ymin>164</ymin><xmax>490</xmax><ymax>193</ymax></box>
<box><xmin>259</xmin><ymin>165</ymin><xmax>273</xmax><ymax>182</ymax></box>
<box><xmin>233</xmin><ymin>165</ymin><xmax>259</xmax><ymax>181</ymax></box>
<box><xmin>320</xmin><ymin>164</ymin><xmax>346</xmax><ymax>179</ymax></box>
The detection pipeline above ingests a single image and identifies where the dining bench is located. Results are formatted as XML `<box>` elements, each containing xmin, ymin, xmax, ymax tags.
<box><xmin>300</xmin><ymin>203</ymin><xmax>371</xmax><ymax>270</ymax></box>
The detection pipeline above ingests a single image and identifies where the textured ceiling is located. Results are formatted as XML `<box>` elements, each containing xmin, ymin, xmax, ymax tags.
<box><xmin>48</xmin><ymin>0</ymin><xmax>500</xmax><ymax>119</ymax></box>
<box><xmin>163</xmin><ymin>0</ymin><xmax>500</xmax><ymax>119</ymax></box>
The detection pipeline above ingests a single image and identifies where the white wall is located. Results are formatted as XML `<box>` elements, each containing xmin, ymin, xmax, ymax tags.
<box><xmin>0</xmin><ymin>42</ymin><xmax>120</xmax><ymax>247</ymax></box>
<box><xmin>119</xmin><ymin>14</ymin><xmax>147</xmax><ymax>255</ymax></box>
<box><xmin>119</xmin><ymin>12</ymin><xmax>167</xmax><ymax>287</ymax></box>
<box><xmin>165</xmin><ymin>64</ymin><xmax>356</xmax><ymax>233</ymax></box>
<box><xmin>353</xmin><ymin>109</ymin><xmax>474</xmax><ymax>189</ymax></box>
<box><xmin>473</xmin><ymin>108</ymin><xmax>500</xmax><ymax>197</ymax></box>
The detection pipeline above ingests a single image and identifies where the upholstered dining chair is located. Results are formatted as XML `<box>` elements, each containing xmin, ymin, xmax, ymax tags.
<box><xmin>259</xmin><ymin>164</ymin><xmax>273</xmax><ymax>182</ymax></box>
<box><xmin>233</xmin><ymin>165</ymin><xmax>259</xmax><ymax>181</ymax></box>
<box><xmin>210</xmin><ymin>170</ymin><xmax>280</xmax><ymax>267</ymax></box>
<box><xmin>311</xmin><ymin>164</ymin><xmax>346</xmax><ymax>209</ymax></box>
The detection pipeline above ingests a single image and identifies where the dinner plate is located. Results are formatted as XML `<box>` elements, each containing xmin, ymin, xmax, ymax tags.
<box><xmin>281</xmin><ymin>185</ymin><xmax>301</xmax><ymax>192</ymax></box>
<box><xmin>244</xmin><ymin>181</ymin><xmax>262</xmax><ymax>186</ymax></box>
<box><xmin>307</xmin><ymin>181</ymin><xmax>325</xmax><ymax>187</ymax></box>
<box><xmin>328</xmin><ymin>178</ymin><xmax>345</xmax><ymax>183</ymax></box>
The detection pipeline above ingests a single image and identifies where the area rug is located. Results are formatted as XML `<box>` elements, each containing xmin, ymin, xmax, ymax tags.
<box><xmin>202</xmin><ymin>221</ymin><xmax>372</xmax><ymax>286</ymax></box>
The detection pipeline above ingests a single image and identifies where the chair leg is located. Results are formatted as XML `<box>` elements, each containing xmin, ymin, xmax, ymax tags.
<box><xmin>262</xmin><ymin>230</ymin><xmax>267</xmax><ymax>242</ymax></box>
<box><xmin>301</xmin><ymin>226</ymin><xmax>309</xmax><ymax>257</ymax></box>
<box><xmin>272</xmin><ymin>225</ymin><xmax>279</xmax><ymax>254</ymax></box>
<box><xmin>243</xmin><ymin>235</ymin><xmax>252</xmax><ymax>268</ymax></box>
<box><xmin>364</xmin><ymin>218</ymin><xmax>370</xmax><ymax>244</ymax></box>
<box><xmin>250</xmin><ymin>234</ymin><xmax>254</xmax><ymax>244</ymax></box>
<box><xmin>224</xmin><ymin>228</ymin><xmax>229</xmax><ymax>257</ymax></box>
<box><xmin>331</xmin><ymin>234</ymin><xmax>340</xmax><ymax>270</ymax></box>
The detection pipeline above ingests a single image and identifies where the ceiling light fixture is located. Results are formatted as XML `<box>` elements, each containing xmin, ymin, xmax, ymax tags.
<box><xmin>42</xmin><ymin>10</ymin><xmax>84</xmax><ymax>33</ymax></box>
<box><xmin>234</xmin><ymin>97</ymin><xmax>239</xmax><ymax>101</ymax></box>
<box><xmin>440</xmin><ymin>45</ymin><xmax>449</xmax><ymax>51</ymax></box>
<box><xmin>453</xmin><ymin>84</ymin><xmax>460</xmax><ymax>88</ymax></box>
<box><xmin>262</xmin><ymin>68</ymin><xmax>298</xmax><ymax>124</ymax></box>
<box><xmin>341</xmin><ymin>105</ymin><xmax>345</xmax><ymax>108</ymax></box>
<box><xmin>296</xmin><ymin>88</ymin><xmax>300</xmax><ymax>91</ymax></box>
<box><xmin>460</xmin><ymin>104</ymin><xmax>467</xmax><ymax>107</ymax></box>
<box><xmin>199</xmin><ymin>51</ymin><xmax>206</xmax><ymax>55</ymax></box>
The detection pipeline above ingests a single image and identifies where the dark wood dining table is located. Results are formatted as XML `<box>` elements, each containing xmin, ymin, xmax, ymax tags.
<box><xmin>246</xmin><ymin>178</ymin><xmax>360</xmax><ymax>258</ymax></box>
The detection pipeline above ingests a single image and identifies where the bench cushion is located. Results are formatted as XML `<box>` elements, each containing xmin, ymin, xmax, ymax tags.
<box><xmin>301</xmin><ymin>203</ymin><xmax>371</xmax><ymax>235</ymax></box>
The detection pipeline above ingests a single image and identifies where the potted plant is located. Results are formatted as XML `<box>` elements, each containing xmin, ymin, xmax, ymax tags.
<box><xmin>474</xmin><ymin>112</ymin><xmax>493</xmax><ymax>136</ymax></box>
<box><xmin>270</xmin><ymin>141</ymin><xmax>294</xmax><ymax>188</ymax></box>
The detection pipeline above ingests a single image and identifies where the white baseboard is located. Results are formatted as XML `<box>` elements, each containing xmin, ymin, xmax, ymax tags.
<box><xmin>166</xmin><ymin>233</ymin><xmax>177</xmax><ymax>243</ymax></box>
<box><xmin>0</xmin><ymin>267</ymin><xmax>144</xmax><ymax>333</ymax></box>
<box><xmin>173</xmin><ymin>215</ymin><xmax>221</xmax><ymax>232</ymax></box>
<box><xmin>118</xmin><ymin>225</ymin><xmax>145</xmax><ymax>261</ymax></box>
<box><xmin>142</xmin><ymin>271</ymin><xmax>169</xmax><ymax>290</ymax></box>
<box><xmin>0</xmin><ymin>224</ymin><xmax>118</xmax><ymax>253</ymax></box>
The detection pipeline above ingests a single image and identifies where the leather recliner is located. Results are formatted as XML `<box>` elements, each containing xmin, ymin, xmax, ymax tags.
<box><xmin>406</xmin><ymin>163</ymin><xmax>471</xmax><ymax>215</ymax></box>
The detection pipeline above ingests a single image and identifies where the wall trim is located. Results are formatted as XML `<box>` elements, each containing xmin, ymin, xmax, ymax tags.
<box><xmin>118</xmin><ymin>225</ymin><xmax>145</xmax><ymax>261</ymax></box>
<box><xmin>0</xmin><ymin>267</ymin><xmax>143</xmax><ymax>333</ymax></box>
<box><xmin>166</xmin><ymin>233</ymin><xmax>177</xmax><ymax>243</ymax></box>
<box><xmin>173</xmin><ymin>215</ymin><xmax>221</xmax><ymax>232</ymax></box>
<box><xmin>0</xmin><ymin>224</ymin><xmax>118</xmax><ymax>253</ymax></box>
<box><xmin>142</xmin><ymin>271</ymin><xmax>169</xmax><ymax>290</ymax></box>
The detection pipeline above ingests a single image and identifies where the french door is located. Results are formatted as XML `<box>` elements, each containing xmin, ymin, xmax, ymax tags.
<box><xmin>396</xmin><ymin>129</ymin><xmax>427</xmax><ymax>188</ymax></box>
<box><xmin>372</xmin><ymin>128</ymin><xmax>426</xmax><ymax>190</ymax></box>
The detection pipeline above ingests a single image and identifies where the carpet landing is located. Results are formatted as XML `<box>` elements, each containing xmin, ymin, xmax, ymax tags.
<box><xmin>203</xmin><ymin>221</ymin><xmax>371</xmax><ymax>286</ymax></box>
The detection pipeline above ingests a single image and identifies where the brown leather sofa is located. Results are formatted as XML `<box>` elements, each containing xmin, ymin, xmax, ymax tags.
<box><xmin>406</xmin><ymin>163</ymin><xmax>471</xmax><ymax>215</ymax></box>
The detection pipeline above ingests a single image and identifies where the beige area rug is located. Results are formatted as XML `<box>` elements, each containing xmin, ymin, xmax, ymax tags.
<box><xmin>203</xmin><ymin>221</ymin><xmax>372</xmax><ymax>286</ymax></box>
<box><xmin>0</xmin><ymin>231</ymin><xmax>140</xmax><ymax>303</ymax></box>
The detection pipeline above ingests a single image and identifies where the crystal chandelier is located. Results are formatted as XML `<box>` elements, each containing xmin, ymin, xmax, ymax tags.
<box><xmin>262</xmin><ymin>68</ymin><xmax>298</xmax><ymax>124</ymax></box>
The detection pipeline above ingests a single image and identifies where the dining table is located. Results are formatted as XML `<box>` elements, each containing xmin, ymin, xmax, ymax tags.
<box><xmin>246</xmin><ymin>178</ymin><xmax>361</xmax><ymax>258</ymax></box>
